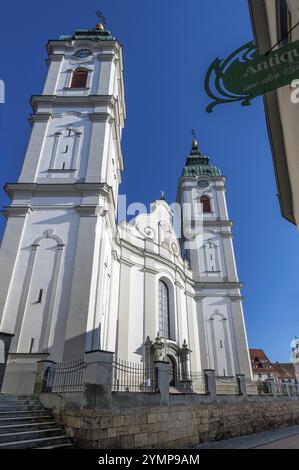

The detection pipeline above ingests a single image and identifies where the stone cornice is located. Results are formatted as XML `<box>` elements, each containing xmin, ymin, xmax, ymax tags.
<box><xmin>118</xmin><ymin>238</ymin><xmax>194</xmax><ymax>285</ymax></box>
<box><xmin>30</xmin><ymin>95</ymin><xmax>117</xmax><ymax>113</ymax></box>
<box><xmin>180</xmin><ymin>175</ymin><xmax>226</xmax><ymax>184</ymax></box>
<box><xmin>203</xmin><ymin>220</ymin><xmax>233</xmax><ymax>228</ymax></box>
<box><xmin>46</xmin><ymin>40</ymin><xmax>121</xmax><ymax>57</ymax></box>
<box><xmin>48</xmin><ymin>54</ymin><xmax>65</xmax><ymax>62</ymax></box>
<box><xmin>4</xmin><ymin>182</ymin><xmax>112</xmax><ymax>199</ymax></box>
<box><xmin>2</xmin><ymin>206</ymin><xmax>32</xmax><ymax>218</ymax></box>
<box><xmin>141</xmin><ymin>266</ymin><xmax>159</xmax><ymax>275</ymax></box>
<box><xmin>220</xmin><ymin>232</ymin><xmax>233</xmax><ymax>239</ymax></box>
<box><xmin>174</xmin><ymin>280</ymin><xmax>184</xmax><ymax>290</ymax></box>
<box><xmin>185</xmin><ymin>290</ymin><xmax>195</xmax><ymax>298</ymax></box>
<box><xmin>119</xmin><ymin>257</ymin><xmax>136</xmax><ymax>268</ymax></box>
<box><xmin>29</xmin><ymin>113</ymin><xmax>52</xmax><ymax>125</ymax></box>
<box><xmin>75</xmin><ymin>205</ymin><xmax>105</xmax><ymax>216</ymax></box>
<box><xmin>230</xmin><ymin>295</ymin><xmax>244</xmax><ymax>302</ymax></box>
<box><xmin>194</xmin><ymin>293</ymin><xmax>243</xmax><ymax>301</ymax></box>
<box><xmin>214</xmin><ymin>186</ymin><xmax>227</xmax><ymax>192</ymax></box>
<box><xmin>8</xmin><ymin>352</ymin><xmax>49</xmax><ymax>359</ymax></box>
<box><xmin>194</xmin><ymin>280</ymin><xmax>243</xmax><ymax>289</ymax></box>
<box><xmin>97</xmin><ymin>53</ymin><xmax>116</xmax><ymax>62</ymax></box>
<box><xmin>89</xmin><ymin>112</ymin><xmax>111</xmax><ymax>123</ymax></box>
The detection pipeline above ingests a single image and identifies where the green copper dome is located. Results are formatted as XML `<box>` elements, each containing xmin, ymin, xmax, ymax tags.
<box><xmin>182</xmin><ymin>140</ymin><xmax>221</xmax><ymax>177</ymax></box>
<box><xmin>182</xmin><ymin>164</ymin><xmax>221</xmax><ymax>177</ymax></box>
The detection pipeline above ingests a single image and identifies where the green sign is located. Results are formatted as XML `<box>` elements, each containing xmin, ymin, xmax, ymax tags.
<box><xmin>205</xmin><ymin>39</ymin><xmax>299</xmax><ymax>112</ymax></box>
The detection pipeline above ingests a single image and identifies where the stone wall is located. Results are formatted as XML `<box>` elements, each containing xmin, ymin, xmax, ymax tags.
<box><xmin>45</xmin><ymin>392</ymin><xmax>299</xmax><ymax>449</ymax></box>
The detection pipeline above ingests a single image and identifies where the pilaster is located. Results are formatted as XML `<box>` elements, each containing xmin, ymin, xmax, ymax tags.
<box><xmin>42</xmin><ymin>55</ymin><xmax>64</xmax><ymax>95</ymax></box>
<box><xmin>0</xmin><ymin>208</ymin><xmax>30</xmax><ymax>326</ymax></box>
<box><xmin>18</xmin><ymin>115</ymin><xmax>51</xmax><ymax>183</ymax></box>
<box><xmin>85</xmin><ymin>114</ymin><xmax>111</xmax><ymax>183</ymax></box>
<box><xmin>63</xmin><ymin>207</ymin><xmax>101</xmax><ymax>361</ymax></box>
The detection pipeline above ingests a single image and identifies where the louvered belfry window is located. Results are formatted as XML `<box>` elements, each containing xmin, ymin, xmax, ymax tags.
<box><xmin>200</xmin><ymin>195</ymin><xmax>211</xmax><ymax>213</ymax></box>
<box><xmin>71</xmin><ymin>68</ymin><xmax>88</xmax><ymax>88</ymax></box>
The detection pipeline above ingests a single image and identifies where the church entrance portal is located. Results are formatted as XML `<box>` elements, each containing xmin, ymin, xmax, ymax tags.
<box><xmin>166</xmin><ymin>355</ymin><xmax>177</xmax><ymax>387</ymax></box>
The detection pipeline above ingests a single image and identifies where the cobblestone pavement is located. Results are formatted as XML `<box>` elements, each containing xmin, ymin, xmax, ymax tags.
<box><xmin>195</xmin><ymin>425</ymin><xmax>299</xmax><ymax>449</ymax></box>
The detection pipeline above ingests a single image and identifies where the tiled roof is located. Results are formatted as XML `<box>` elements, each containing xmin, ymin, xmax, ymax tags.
<box><xmin>272</xmin><ymin>363</ymin><xmax>296</xmax><ymax>379</ymax></box>
<box><xmin>249</xmin><ymin>348</ymin><xmax>275</xmax><ymax>372</ymax></box>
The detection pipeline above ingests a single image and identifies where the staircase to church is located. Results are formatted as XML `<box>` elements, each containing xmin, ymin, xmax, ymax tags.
<box><xmin>0</xmin><ymin>394</ymin><xmax>75</xmax><ymax>449</ymax></box>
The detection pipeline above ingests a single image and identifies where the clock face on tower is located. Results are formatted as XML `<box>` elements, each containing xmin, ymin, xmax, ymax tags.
<box><xmin>74</xmin><ymin>49</ymin><xmax>93</xmax><ymax>58</ymax></box>
<box><xmin>197</xmin><ymin>179</ymin><xmax>209</xmax><ymax>188</ymax></box>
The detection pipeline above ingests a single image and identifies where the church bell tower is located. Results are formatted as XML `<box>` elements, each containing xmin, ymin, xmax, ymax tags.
<box><xmin>177</xmin><ymin>137</ymin><xmax>252</xmax><ymax>378</ymax></box>
<box><xmin>0</xmin><ymin>20</ymin><xmax>126</xmax><ymax>393</ymax></box>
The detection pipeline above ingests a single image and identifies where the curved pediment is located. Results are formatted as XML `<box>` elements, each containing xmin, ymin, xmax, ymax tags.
<box><xmin>120</xmin><ymin>199</ymin><xmax>181</xmax><ymax>256</ymax></box>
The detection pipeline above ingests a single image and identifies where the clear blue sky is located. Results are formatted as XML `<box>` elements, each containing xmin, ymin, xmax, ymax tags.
<box><xmin>0</xmin><ymin>0</ymin><xmax>298</xmax><ymax>362</ymax></box>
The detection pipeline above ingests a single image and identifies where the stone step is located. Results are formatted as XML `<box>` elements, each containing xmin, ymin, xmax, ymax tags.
<box><xmin>0</xmin><ymin>422</ymin><xmax>58</xmax><ymax>434</ymax></box>
<box><xmin>38</xmin><ymin>443</ymin><xmax>75</xmax><ymax>449</ymax></box>
<box><xmin>0</xmin><ymin>395</ymin><xmax>75</xmax><ymax>449</ymax></box>
<box><xmin>0</xmin><ymin>427</ymin><xmax>65</xmax><ymax>444</ymax></box>
<box><xmin>0</xmin><ymin>404</ymin><xmax>44</xmax><ymax>412</ymax></box>
<box><xmin>0</xmin><ymin>398</ymin><xmax>40</xmax><ymax>408</ymax></box>
<box><xmin>0</xmin><ymin>415</ymin><xmax>53</xmax><ymax>425</ymax></box>
<box><xmin>0</xmin><ymin>394</ymin><xmax>33</xmax><ymax>402</ymax></box>
<box><xmin>0</xmin><ymin>435</ymin><xmax>74</xmax><ymax>449</ymax></box>
<box><xmin>0</xmin><ymin>409</ymin><xmax>46</xmax><ymax>418</ymax></box>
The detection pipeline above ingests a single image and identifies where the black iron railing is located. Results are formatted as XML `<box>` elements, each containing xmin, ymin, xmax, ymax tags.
<box><xmin>42</xmin><ymin>358</ymin><xmax>85</xmax><ymax>393</ymax></box>
<box><xmin>173</xmin><ymin>371</ymin><xmax>207</xmax><ymax>394</ymax></box>
<box><xmin>112</xmin><ymin>357</ymin><xmax>156</xmax><ymax>392</ymax></box>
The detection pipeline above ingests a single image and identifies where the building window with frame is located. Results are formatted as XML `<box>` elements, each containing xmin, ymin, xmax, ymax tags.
<box><xmin>200</xmin><ymin>195</ymin><xmax>211</xmax><ymax>213</ymax></box>
<box><xmin>276</xmin><ymin>0</ymin><xmax>292</xmax><ymax>46</ymax></box>
<box><xmin>70</xmin><ymin>68</ymin><xmax>89</xmax><ymax>88</ymax></box>
<box><xmin>158</xmin><ymin>280</ymin><xmax>170</xmax><ymax>339</ymax></box>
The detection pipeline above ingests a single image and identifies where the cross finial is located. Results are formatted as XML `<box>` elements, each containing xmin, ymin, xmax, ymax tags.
<box><xmin>191</xmin><ymin>129</ymin><xmax>198</xmax><ymax>150</ymax></box>
<box><xmin>96</xmin><ymin>10</ymin><xmax>106</xmax><ymax>30</ymax></box>
<box><xmin>96</xmin><ymin>10</ymin><xmax>106</xmax><ymax>24</ymax></box>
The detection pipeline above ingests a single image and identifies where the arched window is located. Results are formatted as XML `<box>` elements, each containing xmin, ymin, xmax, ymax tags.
<box><xmin>158</xmin><ymin>280</ymin><xmax>170</xmax><ymax>339</ymax></box>
<box><xmin>200</xmin><ymin>195</ymin><xmax>211</xmax><ymax>213</ymax></box>
<box><xmin>71</xmin><ymin>68</ymin><xmax>88</xmax><ymax>88</ymax></box>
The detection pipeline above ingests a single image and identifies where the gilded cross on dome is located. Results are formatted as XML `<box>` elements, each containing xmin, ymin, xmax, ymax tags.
<box><xmin>191</xmin><ymin>129</ymin><xmax>198</xmax><ymax>150</ymax></box>
<box><xmin>96</xmin><ymin>10</ymin><xmax>106</xmax><ymax>30</ymax></box>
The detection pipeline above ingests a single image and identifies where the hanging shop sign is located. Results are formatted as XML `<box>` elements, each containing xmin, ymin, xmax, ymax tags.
<box><xmin>205</xmin><ymin>39</ymin><xmax>299</xmax><ymax>112</ymax></box>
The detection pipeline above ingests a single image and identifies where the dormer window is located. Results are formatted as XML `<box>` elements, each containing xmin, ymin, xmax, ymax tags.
<box><xmin>71</xmin><ymin>68</ymin><xmax>88</xmax><ymax>88</ymax></box>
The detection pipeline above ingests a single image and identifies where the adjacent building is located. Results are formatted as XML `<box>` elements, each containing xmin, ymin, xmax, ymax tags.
<box><xmin>248</xmin><ymin>0</ymin><xmax>299</xmax><ymax>227</ymax></box>
<box><xmin>250</xmin><ymin>347</ymin><xmax>298</xmax><ymax>394</ymax></box>
<box><xmin>272</xmin><ymin>362</ymin><xmax>297</xmax><ymax>391</ymax></box>
<box><xmin>249</xmin><ymin>349</ymin><xmax>276</xmax><ymax>382</ymax></box>
<box><xmin>291</xmin><ymin>337</ymin><xmax>299</xmax><ymax>381</ymax></box>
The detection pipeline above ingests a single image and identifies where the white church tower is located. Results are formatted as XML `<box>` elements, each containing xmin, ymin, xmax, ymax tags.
<box><xmin>0</xmin><ymin>20</ymin><xmax>126</xmax><ymax>392</ymax></box>
<box><xmin>177</xmin><ymin>137</ymin><xmax>252</xmax><ymax>378</ymax></box>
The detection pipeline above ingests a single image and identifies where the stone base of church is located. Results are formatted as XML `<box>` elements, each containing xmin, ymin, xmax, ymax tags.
<box><xmin>45</xmin><ymin>393</ymin><xmax>299</xmax><ymax>449</ymax></box>
<box><xmin>1</xmin><ymin>353</ymin><xmax>49</xmax><ymax>395</ymax></box>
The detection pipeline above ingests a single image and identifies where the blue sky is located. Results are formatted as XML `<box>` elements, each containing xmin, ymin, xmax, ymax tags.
<box><xmin>0</xmin><ymin>0</ymin><xmax>298</xmax><ymax>362</ymax></box>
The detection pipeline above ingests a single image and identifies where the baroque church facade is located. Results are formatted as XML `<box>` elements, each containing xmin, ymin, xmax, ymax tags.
<box><xmin>0</xmin><ymin>22</ymin><xmax>252</xmax><ymax>394</ymax></box>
